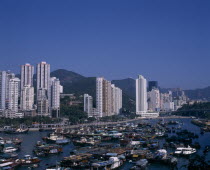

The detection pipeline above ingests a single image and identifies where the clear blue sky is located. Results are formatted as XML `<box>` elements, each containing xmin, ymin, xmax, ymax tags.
<box><xmin>0</xmin><ymin>0</ymin><xmax>209</xmax><ymax>89</ymax></box>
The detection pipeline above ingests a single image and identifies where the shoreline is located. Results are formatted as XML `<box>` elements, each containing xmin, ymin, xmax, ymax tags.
<box><xmin>0</xmin><ymin>116</ymin><xmax>190</xmax><ymax>132</ymax></box>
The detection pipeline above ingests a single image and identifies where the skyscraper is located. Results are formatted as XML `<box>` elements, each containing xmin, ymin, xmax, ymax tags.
<box><xmin>50</xmin><ymin>77</ymin><xmax>62</xmax><ymax>118</ymax></box>
<box><xmin>136</xmin><ymin>75</ymin><xmax>147</xmax><ymax>115</ymax></box>
<box><xmin>0</xmin><ymin>71</ymin><xmax>7</xmax><ymax>110</ymax></box>
<box><xmin>148</xmin><ymin>88</ymin><xmax>160</xmax><ymax>112</ymax></box>
<box><xmin>20</xmin><ymin>63</ymin><xmax>34</xmax><ymax>112</ymax></box>
<box><xmin>20</xmin><ymin>85</ymin><xmax>34</xmax><ymax>111</ymax></box>
<box><xmin>84</xmin><ymin>94</ymin><xmax>93</xmax><ymax>117</ymax></box>
<box><xmin>21</xmin><ymin>63</ymin><xmax>34</xmax><ymax>90</ymax></box>
<box><xmin>36</xmin><ymin>62</ymin><xmax>50</xmax><ymax>116</ymax></box>
<box><xmin>111</xmin><ymin>84</ymin><xmax>122</xmax><ymax>115</ymax></box>
<box><xmin>8</xmin><ymin>78</ymin><xmax>20</xmax><ymax>113</ymax></box>
<box><xmin>0</xmin><ymin>71</ymin><xmax>15</xmax><ymax>111</ymax></box>
<box><xmin>102</xmin><ymin>79</ymin><xmax>112</xmax><ymax>117</ymax></box>
<box><xmin>96</xmin><ymin>77</ymin><xmax>103</xmax><ymax>117</ymax></box>
<box><xmin>96</xmin><ymin>77</ymin><xmax>122</xmax><ymax>117</ymax></box>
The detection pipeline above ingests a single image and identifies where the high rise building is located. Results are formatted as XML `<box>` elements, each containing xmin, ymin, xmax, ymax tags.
<box><xmin>21</xmin><ymin>63</ymin><xmax>34</xmax><ymax>90</ymax></box>
<box><xmin>148</xmin><ymin>81</ymin><xmax>158</xmax><ymax>91</ymax></box>
<box><xmin>8</xmin><ymin>78</ymin><xmax>20</xmax><ymax>113</ymax></box>
<box><xmin>50</xmin><ymin>77</ymin><xmax>62</xmax><ymax>118</ymax></box>
<box><xmin>96</xmin><ymin>77</ymin><xmax>103</xmax><ymax>117</ymax></box>
<box><xmin>103</xmin><ymin>79</ymin><xmax>112</xmax><ymax>117</ymax></box>
<box><xmin>136</xmin><ymin>75</ymin><xmax>147</xmax><ymax>115</ymax></box>
<box><xmin>160</xmin><ymin>91</ymin><xmax>174</xmax><ymax>111</ymax></box>
<box><xmin>36</xmin><ymin>62</ymin><xmax>50</xmax><ymax>116</ymax></box>
<box><xmin>96</xmin><ymin>77</ymin><xmax>122</xmax><ymax>117</ymax></box>
<box><xmin>37</xmin><ymin>62</ymin><xmax>50</xmax><ymax>91</ymax></box>
<box><xmin>0</xmin><ymin>71</ymin><xmax>15</xmax><ymax>111</ymax></box>
<box><xmin>148</xmin><ymin>88</ymin><xmax>160</xmax><ymax>112</ymax></box>
<box><xmin>84</xmin><ymin>94</ymin><xmax>93</xmax><ymax>117</ymax></box>
<box><xmin>0</xmin><ymin>71</ymin><xmax>7</xmax><ymax>110</ymax></box>
<box><xmin>20</xmin><ymin>85</ymin><xmax>34</xmax><ymax>111</ymax></box>
<box><xmin>111</xmin><ymin>85</ymin><xmax>122</xmax><ymax>115</ymax></box>
<box><xmin>20</xmin><ymin>63</ymin><xmax>34</xmax><ymax>112</ymax></box>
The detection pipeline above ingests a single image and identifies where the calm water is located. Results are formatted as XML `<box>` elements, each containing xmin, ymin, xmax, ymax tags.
<box><xmin>1</xmin><ymin>118</ymin><xmax>210</xmax><ymax>170</ymax></box>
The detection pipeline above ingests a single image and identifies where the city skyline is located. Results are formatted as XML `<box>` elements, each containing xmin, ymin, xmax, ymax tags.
<box><xmin>0</xmin><ymin>0</ymin><xmax>210</xmax><ymax>89</ymax></box>
<box><xmin>0</xmin><ymin>61</ymin><xmax>209</xmax><ymax>91</ymax></box>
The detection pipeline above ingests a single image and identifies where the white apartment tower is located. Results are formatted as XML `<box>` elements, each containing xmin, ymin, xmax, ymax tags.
<box><xmin>50</xmin><ymin>77</ymin><xmax>62</xmax><ymax>118</ymax></box>
<box><xmin>96</xmin><ymin>77</ymin><xmax>112</xmax><ymax>117</ymax></box>
<box><xmin>20</xmin><ymin>85</ymin><xmax>34</xmax><ymax>111</ymax></box>
<box><xmin>8</xmin><ymin>78</ymin><xmax>20</xmax><ymax>113</ymax></box>
<box><xmin>36</xmin><ymin>62</ymin><xmax>51</xmax><ymax>116</ymax></box>
<box><xmin>96</xmin><ymin>77</ymin><xmax>103</xmax><ymax>117</ymax></box>
<box><xmin>21</xmin><ymin>63</ymin><xmax>34</xmax><ymax>89</ymax></box>
<box><xmin>136</xmin><ymin>75</ymin><xmax>148</xmax><ymax>115</ymax></box>
<box><xmin>84</xmin><ymin>94</ymin><xmax>93</xmax><ymax>117</ymax></box>
<box><xmin>96</xmin><ymin>77</ymin><xmax>122</xmax><ymax>117</ymax></box>
<box><xmin>0</xmin><ymin>71</ymin><xmax>7</xmax><ymax>110</ymax></box>
<box><xmin>0</xmin><ymin>71</ymin><xmax>15</xmax><ymax>111</ymax></box>
<box><xmin>111</xmin><ymin>85</ymin><xmax>122</xmax><ymax>115</ymax></box>
<box><xmin>20</xmin><ymin>63</ymin><xmax>34</xmax><ymax>111</ymax></box>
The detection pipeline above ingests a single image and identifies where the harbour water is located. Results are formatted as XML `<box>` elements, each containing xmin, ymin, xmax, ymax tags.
<box><xmin>1</xmin><ymin>118</ymin><xmax>210</xmax><ymax>170</ymax></box>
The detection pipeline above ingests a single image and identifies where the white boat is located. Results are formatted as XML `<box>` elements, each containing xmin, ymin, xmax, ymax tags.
<box><xmin>156</xmin><ymin>149</ymin><xmax>167</xmax><ymax>159</ymax></box>
<box><xmin>108</xmin><ymin>131</ymin><xmax>123</xmax><ymax>138</ymax></box>
<box><xmin>3</xmin><ymin>146</ymin><xmax>18</xmax><ymax>153</ymax></box>
<box><xmin>174</xmin><ymin>146</ymin><xmax>196</xmax><ymax>155</ymax></box>
<box><xmin>130</xmin><ymin>141</ymin><xmax>140</xmax><ymax>146</ymax></box>
<box><xmin>45</xmin><ymin>133</ymin><xmax>70</xmax><ymax>144</ymax></box>
<box><xmin>91</xmin><ymin>157</ymin><xmax>123</xmax><ymax>169</ymax></box>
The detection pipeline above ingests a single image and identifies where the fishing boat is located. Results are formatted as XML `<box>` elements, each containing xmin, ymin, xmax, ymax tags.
<box><xmin>3</xmin><ymin>125</ymin><xmax>29</xmax><ymax>134</ymax></box>
<box><xmin>3</xmin><ymin>126</ymin><xmax>16</xmax><ymax>134</ymax></box>
<box><xmin>34</xmin><ymin>144</ymin><xmax>63</xmax><ymax>156</ymax></box>
<box><xmin>43</xmin><ymin>133</ymin><xmax>70</xmax><ymax>144</ymax></box>
<box><xmin>20</xmin><ymin>155</ymin><xmax>41</xmax><ymax>166</ymax></box>
<box><xmin>73</xmin><ymin>137</ymin><xmax>100</xmax><ymax>147</ymax></box>
<box><xmin>60</xmin><ymin>153</ymin><xmax>92</xmax><ymax>169</ymax></box>
<box><xmin>91</xmin><ymin>157</ymin><xmax>123</xmax><ymax>170</ymax></box>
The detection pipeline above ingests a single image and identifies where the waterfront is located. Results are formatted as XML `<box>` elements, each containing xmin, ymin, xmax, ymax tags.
<box><xmin>0</xmin><ymin>118</ymin><xmax>210</xmax><ymax>170</ymax></box>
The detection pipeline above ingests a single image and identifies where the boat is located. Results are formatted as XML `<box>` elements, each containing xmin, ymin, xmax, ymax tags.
<box><xmin>174</xmin><ymin>146</ymin><xmax>196</xmax><ymax>155</ymax></box>
<box><xmin>15</xmin><ymin>128</ymin><xmax>29</xmax><ymax>134</ymax></box>
<box><xmin>60</xmin><ymin>153</ymin><xmax>92</xmax><ymax>169</ymax></box>
<box><xmin>108</xmin><ymin>131</ymin><xmax>123</xmax><ymax>139</ymax></box>
<box><xmin>91</xmin><ymin>157</ymin><xmax>123</xmax><ymax>170</ymax></box>
<box><xmin>34</xmin><ymin>144</ymin><xmax>63</xmax><ymax>156</ymax></box>
<box><xmin>155</xmin><ymin>149</ymin><xmax>167</xmax><ymax>159</ymax></box>
<box><xmin>20</xmin><ymin>155</ymin><xmax>41</xmax><ymax>166</ymax></box>
<box><xmin>73</xmin><ymin>137</ymin><xmax>100</xmax><ymax>147</ymax></box>
<box><xmin>3</xmin><ymin>147</ymin><xmax>18</xmax><ymax>153</ymax></box>
<box><xmin>3</xmin><ymin>126</ymin><xmax>16</xmax><ymax>134</ymax></box>
<box><xmin>3</xmin><ymin>125</ymin><xmax>29</xmax><ymax>134</ymax></box>
<box><xmin>130</xmin><ymin>159</ymin><xmax>148</xmax><ymax>170</ymax></box>
<box><xmin>43</xmin><ymin>133</ymin><xmax>70</xmax><ymax>144</ymax></box>
<box><xmin>0</xmin><ymin>160</ymin><xmax>20</xmax><ymax>170</ymax></box>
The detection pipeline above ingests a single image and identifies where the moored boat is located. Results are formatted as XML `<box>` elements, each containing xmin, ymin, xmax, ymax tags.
<box><xmin>20</xmin><ymin>155</ymin><xmax>41</xmax><ymax>166</ymax></box>
<box><xmin>174</xmin><ymin>146</ymin><xmax>196</xmax><ymax>155</ymax></box>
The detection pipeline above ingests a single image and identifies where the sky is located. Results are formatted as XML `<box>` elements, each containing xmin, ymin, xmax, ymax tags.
<box><xmin>0</xmin><ymin>0</ymin><xmax>209</xmax><ymax>89</ymax></box>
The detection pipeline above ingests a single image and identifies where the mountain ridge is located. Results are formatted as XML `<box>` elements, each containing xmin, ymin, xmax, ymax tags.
<box><xmin>17</xmin><ymin>69</ymin><xmax>210</xmax><ymax>103</ymax></box>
